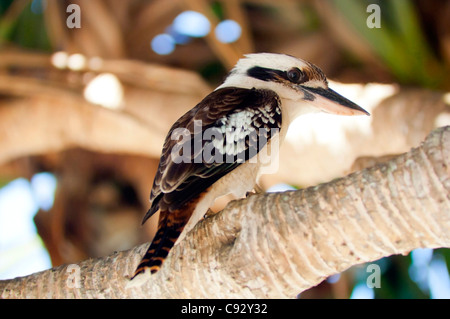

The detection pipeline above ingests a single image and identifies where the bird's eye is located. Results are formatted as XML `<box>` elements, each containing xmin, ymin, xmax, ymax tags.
<box><xmin>287</xmin><ymin>68</ymin><xmax>302</xmax><ymax>83</ymax></box>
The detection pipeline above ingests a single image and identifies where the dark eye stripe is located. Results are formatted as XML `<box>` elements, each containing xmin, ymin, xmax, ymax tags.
<box><xmin>247</xmin><ymin>66</ymin><xmax>309</xmax><ymax>84</ymax></box>
<box><xmin>247</xmin><ymin>66</ymin><xmax>285</xmax><ymax>82</ymax></box>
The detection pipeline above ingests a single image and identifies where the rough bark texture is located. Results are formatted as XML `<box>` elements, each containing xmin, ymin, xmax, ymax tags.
<box><xmin>1</xmin><ymin>126</ymin><xmax>449</xmax><ymax>299</ymax></box>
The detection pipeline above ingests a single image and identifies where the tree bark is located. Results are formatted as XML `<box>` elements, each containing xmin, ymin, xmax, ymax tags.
<box><xmin>1</xmin><ymin>126</ymin><xmax>449</xmax><ymax>299</ymax></box>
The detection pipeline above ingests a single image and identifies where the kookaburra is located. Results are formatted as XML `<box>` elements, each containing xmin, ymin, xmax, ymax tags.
<box><xmin>132</xmin><ymin>53</ymin><xmax>369</xmax><ymax>279</ymax></box>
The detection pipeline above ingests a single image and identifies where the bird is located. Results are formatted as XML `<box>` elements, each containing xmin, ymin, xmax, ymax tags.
<box><xmin>131</xmin><ymin>53</ymin><xmax>369</xmax><ymax>280</ymax></box>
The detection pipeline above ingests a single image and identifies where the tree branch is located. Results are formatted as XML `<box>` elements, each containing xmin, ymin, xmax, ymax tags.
<box><xmin>0</xmin><ymin>51</ymin><xmax>210</xmax><ymax>166</ymax></box>
<box><xmin>1</xmin><ymin>126</ymin><xmax>449</xmax><ymax>298</ymax></box>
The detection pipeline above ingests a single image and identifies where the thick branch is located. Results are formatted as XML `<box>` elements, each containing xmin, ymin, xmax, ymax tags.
<box><xmin>1</xmin><ymin>126</ymin><xmax>449</xmax><ymax>298</ymax></box>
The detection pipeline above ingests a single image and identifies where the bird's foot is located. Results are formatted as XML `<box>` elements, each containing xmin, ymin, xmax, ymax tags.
<box><xmin>203</xmin><ymin>208</ymin><xmax>216</xmax><ymax>219</ymax></box>
<box><xmin>245</xmin><ymin>191</ymin><xmax>257</xmax><ymax>197</ymax></box>
<box><xmin>246</xmin><ymin>185</ymin><xmax>264</xmax><ymax>197</ymax></box>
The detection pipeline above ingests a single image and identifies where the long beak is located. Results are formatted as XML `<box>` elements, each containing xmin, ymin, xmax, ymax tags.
<box><xmin>302</xmin><ymin>86</ymin><xmax>370</xmax><ymax>116</ymax></box>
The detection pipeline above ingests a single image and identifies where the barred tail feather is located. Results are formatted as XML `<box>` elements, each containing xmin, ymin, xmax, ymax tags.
<box><xmin>131</xmin><ymin>215</ymin><xmax>183</xmax><ymax>279</ymax></box>
<box><xmin>131</xmin><ymin>201</ymin><xmax>198</xmax><ymax>280</ymax></box>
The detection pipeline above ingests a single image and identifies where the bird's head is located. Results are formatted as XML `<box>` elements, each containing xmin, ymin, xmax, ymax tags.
<box><xmin>218</xmin><ymin>53</ymin><xmax>369</xmax><ymax>118</ymax></box>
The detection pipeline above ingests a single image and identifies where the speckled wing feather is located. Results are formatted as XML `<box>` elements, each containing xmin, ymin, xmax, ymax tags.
<box><xmin>142</xmin><ymin>87</ymin><xmax>282</xmax><ymax>224</ymax></box>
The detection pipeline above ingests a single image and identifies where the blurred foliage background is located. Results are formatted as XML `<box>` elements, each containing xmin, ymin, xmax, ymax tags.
<box><xmin>0</xmin><ymin>0</ymin><xmax>449</xmax><ymax>299</ymax></box>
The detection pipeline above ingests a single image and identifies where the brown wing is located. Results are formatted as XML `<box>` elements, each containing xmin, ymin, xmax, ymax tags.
<box><xmin>142</xmin><ymin>87</ymin><xmax>281</xmax><ymax>224</ymax></box>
